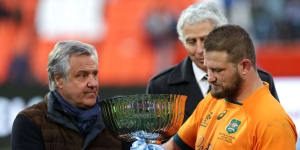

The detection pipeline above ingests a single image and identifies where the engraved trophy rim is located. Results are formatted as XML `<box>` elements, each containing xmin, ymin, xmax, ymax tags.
<box><xmin>99</xmin><ymin>94</ymin><xmax>187</xmax><ymax>143</ymax></box>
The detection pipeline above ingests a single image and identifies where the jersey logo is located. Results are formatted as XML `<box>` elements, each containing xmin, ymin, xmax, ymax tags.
<box><xmin>200</xmin><ymin>112</ymin><xmax>213</xmax><ymax>127</ymax></box>
<box><xmin>217</xmin><ymin>110</ymin><xmax>227</xmax><ymax>120</ymax></box>
<box><xmin>226</xmin><ymin>119</ymin><xmax>241</xmax><ymax>134</ymax></box>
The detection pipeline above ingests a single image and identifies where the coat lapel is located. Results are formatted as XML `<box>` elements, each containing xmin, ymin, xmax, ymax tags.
<box><xmin>167</xmin><ymin>57</ymin><xmax>205</xmax><ymax>120</ymax></box>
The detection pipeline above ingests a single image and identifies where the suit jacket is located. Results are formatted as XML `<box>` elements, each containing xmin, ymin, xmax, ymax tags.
<box><xmin>146</xmin><ymin>57</ymin><xmax>279</xmax><ymax>122</ymax></box>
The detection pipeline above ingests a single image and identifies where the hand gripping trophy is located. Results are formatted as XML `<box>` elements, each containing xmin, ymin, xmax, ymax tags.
<box><xmin>99</xmin><ymin>94</ymin><xmax>187</xmax><ymax>150</ymax></box>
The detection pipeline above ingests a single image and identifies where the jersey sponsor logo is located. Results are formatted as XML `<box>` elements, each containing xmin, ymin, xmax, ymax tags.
<box><xmin>196</xmin><ymin>136</ymin><xmax>214</xmax><ymax>150</ymax></box>
<box><xmin>226</xmin><ymin>119</ymin><xmax>241</xmax><ymax>134</ymax></box>
<box><xmin>200</xmin><ymin>112</ymin><xmax>213</xmax><ymax>127</ymax></box>
<box><xmin>217</xmin><ymin>110</ymin><xmax>227</xmax><ymax>120</ymax></box>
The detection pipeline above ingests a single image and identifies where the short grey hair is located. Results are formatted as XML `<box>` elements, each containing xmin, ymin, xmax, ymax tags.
<box><xmin>47</xmin><ymin>40</ymin><xmax>98</xmax><ymax>91</ymax></box>
<box><xmin>177</xmin><ymin>1</ymin><xmax>228</xmax><ymax>43</ymax></box>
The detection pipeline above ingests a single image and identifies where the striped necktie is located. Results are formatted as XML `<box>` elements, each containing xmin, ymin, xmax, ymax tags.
<box><xmin>203</xmin><ymin>74</ymin><xmax>211</xmax><ymax>94</ymax></box>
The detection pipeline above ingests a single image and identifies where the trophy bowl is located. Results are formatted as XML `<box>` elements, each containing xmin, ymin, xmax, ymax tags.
<box><xmin>99</xmin><ymin>94</ymin><xmax>187</xmax><ymax>143</ymax></box>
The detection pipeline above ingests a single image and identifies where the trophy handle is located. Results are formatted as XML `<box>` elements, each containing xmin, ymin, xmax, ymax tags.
<box><xmin>155</xmin><ymin>94</ymin><xmax>187</xmax><ymax>142</ymax></box>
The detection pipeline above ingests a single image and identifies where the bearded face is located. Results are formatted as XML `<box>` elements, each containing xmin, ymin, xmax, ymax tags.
<box><xmin>210</xmin><ymin>67</ymin><xmax>243</xmax><ymax>100</ymax></box>
<box><xmin>204</xmin><ymin>51</ymin><xmax>244</xmax><ymax>101</ymax></box>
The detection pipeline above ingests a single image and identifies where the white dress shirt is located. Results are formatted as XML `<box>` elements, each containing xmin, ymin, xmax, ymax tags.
<box><xmin>192</xmin><ymin>62</ymin><xmax>210</xmax><ymax>97</ymax></box>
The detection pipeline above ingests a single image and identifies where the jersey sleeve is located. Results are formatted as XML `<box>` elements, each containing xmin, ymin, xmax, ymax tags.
<box><xmin>254</xmin><ymin>116</ymin><xmax>297</xmax><ymax>150</ymax></box>
<box><xmin>175</xmin><ymin>95</ymin><xmax>210</xmax><ymax>149</ymax></box>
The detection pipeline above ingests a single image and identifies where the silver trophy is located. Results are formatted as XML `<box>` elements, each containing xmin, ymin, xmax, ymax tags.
<box><xmin>99</xmin><ymin>94</ymin><xmax>187</xmax><ymax>147</ymax></box>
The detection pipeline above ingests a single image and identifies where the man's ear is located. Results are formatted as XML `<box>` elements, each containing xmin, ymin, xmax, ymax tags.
<box><xmin>54</xmin><ymin>75</ymin><xmax>64</xmax><ymax>89</ymax></box>
<box><xmin>239</xmin><ymin>59</ymin><xmax>251</xmax><ymax>76</ymax></box>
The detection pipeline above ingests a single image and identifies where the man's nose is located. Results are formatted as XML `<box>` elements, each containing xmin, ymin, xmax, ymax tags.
<box><xmin>196</xmin><ymin>41</ymin><xmax>204</xmax><ymax>54</ymax></box>
<box><xmin>87</xmin><ymin>75</ymin><xmax>98</xmax><ymax>87</ymax></box>
<box><xmin>207</xmin><ymin>71</ymin><xmax>216</xmax><ymax>83</ymax></box>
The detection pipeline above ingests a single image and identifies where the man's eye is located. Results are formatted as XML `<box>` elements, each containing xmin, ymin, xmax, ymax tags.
<box><xmin>186</xmin><ymin>39</ymin><xmax>196</xmax><ymax>45</ymax></box>
<box><xmin>212</xmin><ymin>69</ymin><xmax>223</xmax><ymax>73</ymax></box>
<box><xmin>215</xmin><ymin>69</ymin><xmax>223</xmax><ymax>73</ymax></box>
<box><xmin>78</xmin><ymin>73</ymin><xmax>88</xmax><ymax>78</ymax></box>
<box><xmin>200</xmin><ymin>36</ymin><xmax>207</xmax><ymax>42</ymax></box>
<box><xmin>93</xmin><ymin>71</ymin><xmax>98</xmax><ymax>77</ymax></box>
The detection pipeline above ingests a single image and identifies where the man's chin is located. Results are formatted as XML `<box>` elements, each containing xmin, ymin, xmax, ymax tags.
<box><xmin>81</xmin><ymin>96</ymin><xmax>98</xmax><ymax>108</ymax></box>
<box><xmin>211</xmin><ymin>92</ymin><xmax>224</xmax><ymax>99</ymax></box>
<box><xmin>195</xmin><ymin>62</ymin><xmax>206</xmax><ymax>70</ymax></box>
<box><xmin>211</xmin><ymin>89</ymin><xmax>225</xmax><ymax>99</ymax></box>
<box><xmin>81</xmin><ymin>100</ymin><xmax>97</xmax><ymax>109</ymax></box>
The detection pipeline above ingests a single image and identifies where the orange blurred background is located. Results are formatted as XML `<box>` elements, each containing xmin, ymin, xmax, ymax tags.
<box><xmin>1</xmin><ymin>0</ymin><xmax>299</xmax><ymax>87</ymax></box>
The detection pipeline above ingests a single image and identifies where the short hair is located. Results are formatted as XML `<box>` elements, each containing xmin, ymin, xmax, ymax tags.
<box><xmin>47</xmin><ymin>40</ymin><xmax>98</xmax><ymax>91</ymax></box>
<box><xmin>204</xmin><ymin>25</ymin><xmax>256</xmax><ymax>67</ymax></box>
<box><xmin>177</xmin><ymin>1</ymin><xmax>228</xmax><ymax>43</ymax></box>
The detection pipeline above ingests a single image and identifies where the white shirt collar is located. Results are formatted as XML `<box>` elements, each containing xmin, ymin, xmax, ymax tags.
<box><xmin>192</xmin><ymin>62</ymin><xmax>209</xmax><ymax>96</ymax></box>
<box><xmin>192</xmin><ymin>62</ymin><xmax>207</xmax><ymax>82</ymax></box>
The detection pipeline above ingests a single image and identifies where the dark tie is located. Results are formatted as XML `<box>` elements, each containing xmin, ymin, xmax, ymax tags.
<box><xmin>203</xmin><ymin>74</ymin><xmax>211</xmax><ymax>94</ymax></box>
<box><xmin>207</xmin><ymin>84</ymin><xmax>211</xmax><ymax>94</ymax></box>
<box><xmin>203</xmin><ymin>74</ymin><xmax>208</xmax><ymax>81</ymax></box>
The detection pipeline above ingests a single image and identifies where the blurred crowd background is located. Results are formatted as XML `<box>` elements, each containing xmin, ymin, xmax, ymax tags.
<box><xmin>0</xmin><ymin>0</ymin><xmax>300</xmax><ymax>149</ymax></box>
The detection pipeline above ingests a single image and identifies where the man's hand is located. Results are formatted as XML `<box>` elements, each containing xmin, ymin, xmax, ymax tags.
<box><xmin>130</xmin><ymin>138</ymin><xmax>165</xmax><ymax>150</ymax></box>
